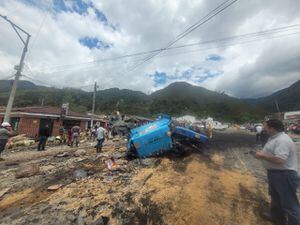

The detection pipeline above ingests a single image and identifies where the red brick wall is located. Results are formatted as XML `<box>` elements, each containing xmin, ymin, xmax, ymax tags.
<box><xmin>80</xmin><ymin>121</ymin><xmax>86</xmax><ymax>131</ymax></box>
<box><xmin>18</xmin><ymin>117</ymin><xmax>40</xmax><ymax>138</ymax></box>
<box><xmin>52</xmin><ymin>119</ymin><xmax>61</xmax><ymax>136</ymax></box>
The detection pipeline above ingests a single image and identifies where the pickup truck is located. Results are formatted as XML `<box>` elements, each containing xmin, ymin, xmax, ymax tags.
<box><xmin>127</xmin><ymin>115</ymin><xmax>208</xmax><ymax>158</ymax></box>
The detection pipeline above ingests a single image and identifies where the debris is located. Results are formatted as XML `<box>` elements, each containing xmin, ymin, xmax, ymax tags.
<box><xmin>0</xmin><ymin>188</ymin><xmax>10</xmax><ymax>198</ymax></box>
<box><xmin>15</xmin><ymin>164</ymin><xmax>40</xmax><ymax>179</ymax></box>
<box><xmin>47</xmin><ymin>184</ymin><xmax>64</xmax><ymax>191</ymax></box>
<box><xmin>91</xmin><ymin>216</ymin><xmax>109</xmax><ymax>225</ymax></box>
<box><xmin>76</xmin><ymin>215</ymin><xmax>86</xmax><ymax>225</ymax></box>
<box><xmin>112</xmin><ymin>152</ymin><xmax>126</xmax><ymax>159</ymax></box>
<box><xmin>7</xmin><ymin>134</ymin><xmax>36</xmax><ymax>149</ymax></box>
<box><xmin>55</xmin><ymin>152</ymin><xmax>70</xmax><ymax>157</ymax></box>
<box><xmin>141</xmin><ymin>158</ymin><xmax>156</xmax><ymax>166</ymax></box>
<box><xmin>74</xmin><ymin>149</ymin><xmax>87</xmax><ymax>157</ymax></box>
<box><xmin>105</xmin><ymin>157</ymin><xmax>120</xmax><ymax>171</ymax></box>
<box><xmin>142</xmin><ymin>173</ymin><xmax>153</xmax><ymax>186</ymax></box>
<box><xmin>73</xmin><ymin>169</ymin><xmax>88</xmax><ymax>179</ymax></box>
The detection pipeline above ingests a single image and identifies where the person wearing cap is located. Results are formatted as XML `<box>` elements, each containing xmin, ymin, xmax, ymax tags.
<box><xmin>255</xmin><ymin>119</ymin><xmax>300</xmax><ymax>225</ymax></box>
<box><xmin>0</xmin><ymin>122</ymin><xmax>17</xmax><ymax>159</ymax></box>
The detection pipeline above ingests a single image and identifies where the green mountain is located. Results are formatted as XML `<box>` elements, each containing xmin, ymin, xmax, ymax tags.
<box><xmin>0</xmin><ymin>80</ymin><xmax>40</xmax><ymax>92</ymax></box>
<box><xmin>0</xmin><ymin>80</ymin><xmax>265</xmax><ymax>123</ymax></box>
<box><xmin>245</xmin><ymin>80</ymin><xmax>300</xmax><ymax>112</ymax></box>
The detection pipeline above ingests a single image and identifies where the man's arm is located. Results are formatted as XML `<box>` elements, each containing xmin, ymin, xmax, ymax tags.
<box><xmin>255</xmin><ymin>151</ymin><xmax>285</xmax><ymax>165</ymax></box>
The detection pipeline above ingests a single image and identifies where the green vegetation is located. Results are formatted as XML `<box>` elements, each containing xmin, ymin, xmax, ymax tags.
<box><xmin>0</xmin><ymin>80</ymin><xmax>268</xmax><ymax>123</ymax></box>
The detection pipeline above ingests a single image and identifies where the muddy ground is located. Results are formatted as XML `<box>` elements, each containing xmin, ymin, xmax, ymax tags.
<box><xmin>1</xmin><ymin>129</ymin><xmax>298</xmax><ymax>225</ymax></box>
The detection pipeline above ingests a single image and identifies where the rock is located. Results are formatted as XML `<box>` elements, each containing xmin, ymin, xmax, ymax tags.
<box><xmin>91</xmin><ymin>216</ymin><xmax>109</xmax><ymax>225</ymax></box>
<box><xmin>74</xmin><ymin>149</ymin><xmax>87</xmax><ymax>157</ymax></box>
<box><xmin>15</xmin><ymin>164</ymin><xmax>40</xmax><ymax>179</ymax></box>
<box><xmin>73</xmin><ymin>169</ymin><xmax>88</xmax><ymax>179</ymax></box>
<box><xmin>47</xmin><ymin>184</ymin><xmax>64</xmax><ymax>191</ymax></box>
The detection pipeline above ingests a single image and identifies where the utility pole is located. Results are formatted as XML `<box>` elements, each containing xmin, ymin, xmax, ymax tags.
<box><xmin>1</xmin><ymin>14</ymin><xmax>31</xmax><ymax>123</ymax></box>
<box><xmin>91</xmin><ymin>82</ymin><xmax>98</xmax><ymax>128</ymax></box>
<box><xmin>275</xmin><ymin>99</ymin><xmax>280</xmax><ymax>112</ymax></box>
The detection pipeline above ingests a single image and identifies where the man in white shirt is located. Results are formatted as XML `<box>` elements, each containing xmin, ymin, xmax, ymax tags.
<box><xmin>255</xmin><ymin>119</ymin><xmax>300</xmax><ymax>225</ymax></box>
<box><xmin>96</xmin><ymin>126</ymin><xmax>106</xmax><ymax>153</ymax></box>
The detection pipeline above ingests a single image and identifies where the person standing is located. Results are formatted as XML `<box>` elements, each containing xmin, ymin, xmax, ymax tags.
<box><xmin>255</xmin><ymin>119</ymin><xmax>300</xmax><ymax>225</ymax></box>
<box><xmin>38</xmin><ymin>124</ymin><xmax>50</xmax><ymax>151</ymax></box>
<box><xmin>71</xmin><ymin>125</ymin><xmax>81</xmax><ymax>147</ymax></box>
<box><xmin>67</xmin><ymin>128</ymin><xmax>72</xmax><ymax>146</ymax></box>
<box><xmin>0</xmin><ymin>122</ymin><xmax>16</xmax><ymax>160</ymax></box>
<box><xmin>207</xmin><ymin>123</ymin><xmax>213</xmax><ymax>139</ymax></box>
<box><xmin>255</xmin><ymin>124</ymin><xmax>263</xmax><ymax>143</ymax></box>
<box><xmin>96</xmin><ymin>126</ymin><xmax>106</xmax><ymax>153</ymax></box>
<box><xmin>59</xmin><ymin>125</ymin><xmax>65</xmax><ymax>144</ymax></box>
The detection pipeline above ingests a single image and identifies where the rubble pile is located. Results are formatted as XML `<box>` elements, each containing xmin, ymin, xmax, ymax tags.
<box><xmin>0</xmin><ymin>132</ymin><xmax>276</xmax><ymax>225</ymax></box>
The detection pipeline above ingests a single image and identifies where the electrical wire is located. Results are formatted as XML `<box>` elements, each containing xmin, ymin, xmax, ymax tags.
<box><xmin>124</xmin><ymin>0</ymin><xmax>239</xmax><ymax>74</ymax></box>
<box><xmin>37</xmin><ymin>25</ymin><xmax>300</xmax><ymax>75</ymax></box>
<box><xmin>0</xmin><ymin>74</ymin><xmax>15</xmax><ymax>80</ymax></box>
<box><xmin>26</xmin><ymin>0</ymin><xmax>52</xmax><ymax>59</ymax></box>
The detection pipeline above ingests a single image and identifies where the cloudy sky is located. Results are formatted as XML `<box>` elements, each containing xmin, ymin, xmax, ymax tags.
<box><xmin>0</xmin><ymin>0</ymin><xmax>299</xmax><ymax>98</ymax></box>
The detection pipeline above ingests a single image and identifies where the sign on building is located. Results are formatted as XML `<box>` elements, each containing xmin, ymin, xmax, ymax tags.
<box><xmin>284</xmin><ymin>111</ymin><xmax>300</xmax><ymax>121</ymax></box>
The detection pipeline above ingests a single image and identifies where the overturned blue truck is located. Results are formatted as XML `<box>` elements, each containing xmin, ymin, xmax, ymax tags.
<box><xmin>127</xmin><ymin>115</ymin><xmax>208</xmax><ymax>158</ymax></box>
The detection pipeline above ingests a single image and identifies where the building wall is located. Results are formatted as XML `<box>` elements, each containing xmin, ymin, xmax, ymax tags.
<box><xmin>80</xmin><ymin>121</ymin><xmax>86</xmax><ymax>131</ymax></box>
<box><xmin>52</xmin><ymin>119</ymin><xmax>61</xmax><ymax>136</ymax></box>
<box><xmin>18</xmin><ymin>117</ymin><xmax>40</xmax><ymax>138</ymax></box>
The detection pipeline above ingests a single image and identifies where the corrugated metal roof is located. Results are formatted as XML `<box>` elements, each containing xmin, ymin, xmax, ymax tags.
<box><xmin>0</xmin><ymin>106</ymin><xmax>106</xmax><ymax>120</ymax></box>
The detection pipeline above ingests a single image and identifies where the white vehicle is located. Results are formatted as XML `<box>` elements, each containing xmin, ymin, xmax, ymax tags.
<box><xmin>212</xmin><ymin>121</ymin><xmax>228</xmax><ymax>130</ymax></box>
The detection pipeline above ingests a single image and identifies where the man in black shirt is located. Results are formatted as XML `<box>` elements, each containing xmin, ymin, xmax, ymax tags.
<box><xmin>38</xmin><ymin>125</ymin><xmax>50</xmax><ymax>151</ymax></box>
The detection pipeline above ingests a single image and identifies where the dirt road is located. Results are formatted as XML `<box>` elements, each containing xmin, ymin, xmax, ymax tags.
<box><xmin>0</xmin><ymin>130</ymin><xmax>287</xmax><ymax>225</ymax></box>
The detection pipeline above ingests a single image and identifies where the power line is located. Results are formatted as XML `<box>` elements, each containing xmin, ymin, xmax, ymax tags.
<box><xmin>38</xmin><ymin>24</ymin><xmax>300</xmax><ymax>75</ymax></box>
<box><xmin>26</xmin><ymin>0</ymin><xmax>52</xmax><ymax>59</ymax></box>
<box><xmin>22</xmin><ymin>71</ymin><xmax>93</xmax><ymax>89</ymax></box>
<box><xmin>125</xmin><ymin>0</ymin><xmax>239</xmax><ymax>74</ymax></box>
<box><xmin>44</xmin><ymin>0</ymin><xmax>238</xmax><ymax>71</ymax></box>
<box><xmin>0</xmin><ymin>74</ymin><xmax>16</xmax><ymax>80</ymax></box>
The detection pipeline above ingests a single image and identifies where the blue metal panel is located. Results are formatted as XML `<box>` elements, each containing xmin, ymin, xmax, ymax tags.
<box><xmin>127</xmin><ymin>115</ymin><xmax>208</xmax><ymax>158</ymax></box>
<box><xmin>128</xmin><ymin>116</ymin><xmax>173</xmax><ymax>157</ymax></box>
<box><xmin>173</xmin><ymin>126</ymin><xmax>208</xmax><ymax>143</ymax></box>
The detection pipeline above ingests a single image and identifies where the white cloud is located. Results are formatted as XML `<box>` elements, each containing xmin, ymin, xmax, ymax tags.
<box><xmin>0</xmin><ymin>0</ymin><xmax>299</xmax><ymax>97</ymax></box>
